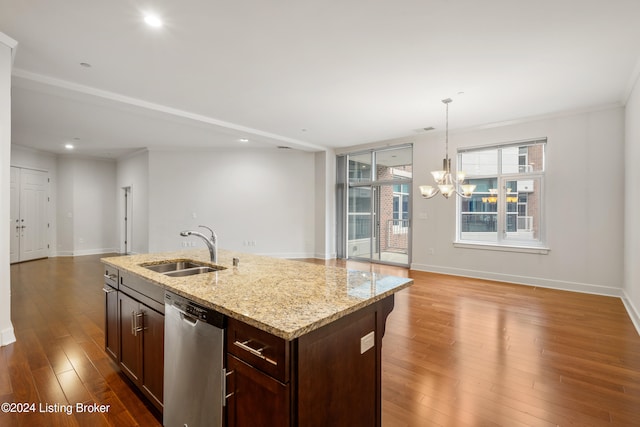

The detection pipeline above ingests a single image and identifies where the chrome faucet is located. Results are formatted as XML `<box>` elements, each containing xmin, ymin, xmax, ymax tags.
<box><xmin>180</xmin><ymin>225</ymin><xmax>218</xmax><ymax>263</ymax></box>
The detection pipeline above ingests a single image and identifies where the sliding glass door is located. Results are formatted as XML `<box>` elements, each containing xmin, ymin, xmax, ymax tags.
<box><xmin>339</xmin><ymin>145</ymin><xmax>412</xmax><ymax>266</ymax></box>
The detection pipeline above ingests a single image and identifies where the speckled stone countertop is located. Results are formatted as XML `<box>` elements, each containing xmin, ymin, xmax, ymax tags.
<box><xmin>102</xmin><ymin>249</ymin><xmax>412</xmax><ymax>340</ymax></box>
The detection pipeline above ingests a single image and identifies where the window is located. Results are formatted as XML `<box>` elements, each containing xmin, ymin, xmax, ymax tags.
<box><xmin>457</xmin><ymin>139</ymin><xmax>546</xmax><ymax>249</ymax></box>
<box><xmin>392</xmin><ymin>183</ymin><xmax>410</xmax><ymax>233</ymax></box>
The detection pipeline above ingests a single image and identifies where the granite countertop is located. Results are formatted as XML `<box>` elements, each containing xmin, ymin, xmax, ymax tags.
<box><xmin>102</xmin><ymin>249</ymin><xmax>413</xmax><ymax>340</ymax></box>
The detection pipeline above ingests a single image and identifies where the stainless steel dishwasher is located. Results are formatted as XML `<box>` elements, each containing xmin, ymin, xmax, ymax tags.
<box><xmin>164</xmin><ymin>291</ymin><xmax>226</xmax><ymax>427</ymax></box>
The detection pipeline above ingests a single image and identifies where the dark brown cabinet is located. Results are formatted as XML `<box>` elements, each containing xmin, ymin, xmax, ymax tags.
<box><xmin>103</xmin><ymin>267</ymin><xmax>164</xmax><ymax>413</ymax></box>
<box><xmin>226</xmin><ymin>318</ymin><xmax>292</xmax><ymax>426</ymax></box>
<box><xmin>225</xmin><ymin>296</ymin><xmax>395</xmax><ymax>427</ymax></box>
<box><xmin>226</xmin><ymin>355</ymin><xmax>290</xmax><ymax>427</ymax></box>
<box><xmin>141</xmin><ymin>306</ymin><xmax>164</xmax><ymax>408</ymax></box>
<box><xmin>103</xmin><ymin>266</ymin><xmax>119</xmax><ymax>362</ymax></box>
<box><xmin>103</xmin><ymin>261</ymin><xmax>397</xmax><ymax>426</ymax></box>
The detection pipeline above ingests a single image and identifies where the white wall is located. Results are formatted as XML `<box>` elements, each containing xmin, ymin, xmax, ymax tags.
<box><xmin>1</xmin><ymin>33</ymin><xmax>17</xmax><ymax>346</ymax></box>
<box><xmin>624</xmin><ymin>76</ymin><xmax>640</xmax><ymax>328</ymax></box>
<box><xmin>147</xmin><ymin>148</ymin><xmax>316</xmax><ymax>258</ymax></box>
<box><xmin>56</xmin><ymin>156</ymin><xmax>118</xmax><ymax>255</ymax></box>
<box><xmin>407</xmin><ymin>106</ymin><xmax>625</xmax><ymax>296</ymax></box>
<box><xmin>117</xmin><ymin>150</ymin><xmax>149</xmax><ymax>254</ymax></box>
<box><xmin>314</xmin><ymin>150</ymin><xmax>337</xmax><ymax>259</ymax></box>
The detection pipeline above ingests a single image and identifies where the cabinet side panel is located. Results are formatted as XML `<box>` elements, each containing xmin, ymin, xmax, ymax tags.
<box><xmin>297</xmin><ymin>308</ymin><xmax>377</xmax><ymax>427</ymax></box>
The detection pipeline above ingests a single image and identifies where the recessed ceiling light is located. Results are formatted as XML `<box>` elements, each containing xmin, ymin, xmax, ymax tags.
<box><xmin>144</xmin><ymin>14</ymin><xmax>163</xmax><ymax>28</ymax></box>
<box><xmin>80</xmin><ymin>62</ymin><xmax>91</xmax><ymax>68</ymax></box>
<box><xmin>65</xmin><ymin>144</ymin><xmax>74</xmax><ymax>150</ymax></box>
<box><xmin>238</xmin><ymin>138</ymin><xmax>249</xmax><ymax>143</ymax></box>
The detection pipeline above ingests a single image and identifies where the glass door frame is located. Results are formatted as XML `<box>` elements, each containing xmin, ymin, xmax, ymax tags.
<box><xmin>339</xmin><ymin>145</ymin><xmax>413</xmax><ymax>267</ymax></box>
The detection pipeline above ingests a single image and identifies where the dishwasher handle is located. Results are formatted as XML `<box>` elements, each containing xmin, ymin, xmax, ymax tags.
<box><xmin>168</xmin><ymin>303</ymin><xmax>200</xmax><ymax>326</ymax></box>
<box><xmin>180</xmin><ymin>312</ymin><xmax>198</xmax><ymax>326</ymax></box>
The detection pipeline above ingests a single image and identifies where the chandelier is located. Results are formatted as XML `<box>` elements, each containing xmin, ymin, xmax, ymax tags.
<box><xmin>419</xmin><ymin>98</ymin><xmax>476</xmax><ymax>199</ymax></box>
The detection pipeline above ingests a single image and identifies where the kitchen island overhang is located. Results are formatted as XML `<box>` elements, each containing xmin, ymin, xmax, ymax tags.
<box><xmin>102</xmin><ymin>248</ymin><xmax>413</xmax><ymax>340</ymax></box>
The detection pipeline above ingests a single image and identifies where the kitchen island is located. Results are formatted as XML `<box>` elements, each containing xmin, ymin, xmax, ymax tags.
<box><xmin>102</xmin><ymin>249</ymin><xmax>413</xmax><ymax>426</ymax></box>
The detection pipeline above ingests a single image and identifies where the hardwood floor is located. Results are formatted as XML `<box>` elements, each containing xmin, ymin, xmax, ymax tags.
<box><xmin>3</xmin><ymin>255</ymin><xmax>162</xmax><ymax>427</ymax></box>
<box><xmin>3</xmin><ymin>255</ymin><xmax>640</xmax><ymax>426</ymax></box>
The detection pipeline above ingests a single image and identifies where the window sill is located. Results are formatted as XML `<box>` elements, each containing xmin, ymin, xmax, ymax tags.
<box><xmin>453</xmin><ymin>242</ymin><xmax>550</xmax><ymax>255</ymax></box>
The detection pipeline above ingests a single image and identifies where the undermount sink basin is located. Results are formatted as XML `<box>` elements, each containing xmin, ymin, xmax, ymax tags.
<box><xmin>164</xmin><ymin>266</ymin><xmax>218</xmax><ymax>277</ymax></box>
<box><xmin>141</xmin><ymin>260</ymin><xmax>225</xmax><ymax>277</ymax></box>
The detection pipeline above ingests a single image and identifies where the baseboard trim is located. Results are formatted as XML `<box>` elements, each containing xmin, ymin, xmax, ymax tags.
<box><xmin>56</xmin><ymin>248</ymin><xmax>119</xmax><ymax>257</ymax></box>
<box><xmin>259</xmin><ymin>252</ymin><xmax>318</xmax><ymax>259</ymax></box>
<box><xmin>622</xmin><ymin>291</ymin><xmax>640</xmax><ymax>336</ymax></box>
<box><xmin>410</xmin><ymin>263</ymin><xmax>624</xmax><ymax>297</ymax></box>
<box><xmin>1</xmin><ymin>326</ymin><xmax>16</xmax><ymax>347</ymax></box>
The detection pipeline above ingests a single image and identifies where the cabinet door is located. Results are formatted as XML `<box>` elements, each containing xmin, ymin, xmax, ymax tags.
<box><xmin>104</xmin><ymin>285</ymin><xmax>119</xmax><ymax>362</ymax></box>
<box><xmin>141</xmin><ymin>306</ymin><xmax>164</xmax><ymax>411</ymax></box>
<box><xmin>226</xmin><ymin>355</ymin><xmax>289</xmax><ymax>427</ymax></box>
<box><xmin>118</xmin><ymin>292</ymin><xmax>142</xmax><ymax>383</ymax></box>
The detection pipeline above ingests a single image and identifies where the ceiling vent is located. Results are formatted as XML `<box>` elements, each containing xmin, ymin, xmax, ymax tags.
<box><xmin>414</xmin><ymin>127</ymin><xmax>435</xmax><ymax>133</ymax></box>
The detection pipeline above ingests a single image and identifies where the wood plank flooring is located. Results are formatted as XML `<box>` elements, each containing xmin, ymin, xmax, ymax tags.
<box><xmin>3</xmin><ymin>255</ymin><xmax>640</xmax><ymax>426</ymax></box>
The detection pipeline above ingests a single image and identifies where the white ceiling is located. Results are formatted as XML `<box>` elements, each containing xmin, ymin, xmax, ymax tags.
<box><xmin>2</xmin><ymin>0</ymin><xmax>640</xmax><ymax>158</ymax></box>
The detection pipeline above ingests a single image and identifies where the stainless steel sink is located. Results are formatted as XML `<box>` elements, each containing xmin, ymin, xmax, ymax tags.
<box><xmin>141</xmin><ymin>260</ymin><xmax>225</xmax><ymax>277</ymax></box>
<box><xmin>144</xmin><ymin>261</ymin><xmax>205</xmax><ymax>273</ymax></box>
<box><xmin>164</xmin><ymin>266</ymin><xmax>219</xmax><ymax>277</ymax></box>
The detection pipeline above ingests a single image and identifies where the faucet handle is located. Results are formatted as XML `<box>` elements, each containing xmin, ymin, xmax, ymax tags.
<box><xmin>198</xmin><ymin>225</ymin><xmax>216</xmax><ymax>241</ymax></box>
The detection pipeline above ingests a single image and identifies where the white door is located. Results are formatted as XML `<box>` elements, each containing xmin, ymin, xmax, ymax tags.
<box><xmin>10</xmin><ymin>167</ymin><xmax>49</xmax><ymax>263</ymax></box>
<box><xmin>9</xmin><ymin>167</ymin><xmax>19</xmax><ymax>263</ymax></box>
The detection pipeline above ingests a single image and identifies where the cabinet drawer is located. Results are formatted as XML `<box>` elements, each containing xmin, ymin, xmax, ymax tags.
<box><xmin>227</xmin><ymin>318</ymin><xmax>290</xmax><ymax>383</ymax></box>
<box><xmin>103</xmin><ymin>265</ymin><xmax>118</xmax><ymax>288</ymax></box>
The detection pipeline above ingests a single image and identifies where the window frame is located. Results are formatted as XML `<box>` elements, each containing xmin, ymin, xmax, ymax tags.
<box><xmin>455</xmin><ymin>139</ymin><xmax>549</xmax><ymax>253</ymax></box>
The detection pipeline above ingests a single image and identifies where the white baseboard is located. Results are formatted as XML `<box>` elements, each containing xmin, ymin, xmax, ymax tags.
<box><xmin>622</xmin><ymin>290</ymin><xmax>640</xmax><ymax>336</ymax></box>
<box><xmin>1</xmin><ymin>326</ymin><xmax>16</xmax><ymax>347</ymax></box>
<box><xmin>410</xmin><ymin>263</ymin><xmax>624</xmax><ymax>297</ymax></box>
<box><xmin>313</xmin><ymin>252</ymin><xmax>337</xmax><ymax>260</ymax></box>
<box><xmin>257</xmin><ymin>252</ymin><xmax>317</xmax><ymax>259</ymax></box>
<box><xmin>411</xmin><ymin>263</ymin><xmax>640</xmax><ymax>336</ymax></box>
<box><xmin>56</xmin><ymin>248</ymin><xmax>119</xmax><ymax>257</ymax></box>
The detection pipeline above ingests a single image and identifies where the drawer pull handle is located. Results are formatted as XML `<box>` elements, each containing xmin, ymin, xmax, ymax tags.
<box><xmin>233</xmin><ymin>340</ymin><xmax>278</xmax><ymax>366</ymax></box>
<box><xmin>102</xmin><ymin>287</ymin><xmax>115</xmax><ymax>293</ymax></box>
<box><xmin>131</xmin><ymin>311</ymin><xmax>144</xmax><ymax>336</ymax></box>
<box><xmin>104</xmin><ymin>273</ymin><xmax>117</xmax><ymax>280</ymax></box>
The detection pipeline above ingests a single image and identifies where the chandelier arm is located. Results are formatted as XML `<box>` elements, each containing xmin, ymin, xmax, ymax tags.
<box><xmin>456</xmin><ymin>190</ymin><xmax>473</xmax><ymax>199</ymax></box>
<box><xmin>421</xmin><ymin>189</ymin><xmax>440</xmax><ymax>199</ymax></box>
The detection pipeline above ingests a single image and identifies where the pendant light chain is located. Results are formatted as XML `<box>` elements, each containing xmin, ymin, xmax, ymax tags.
<box><xmin>445</xmin><ymin>99</ymin><xmax>450</xmax><ymax>167</ymax></box>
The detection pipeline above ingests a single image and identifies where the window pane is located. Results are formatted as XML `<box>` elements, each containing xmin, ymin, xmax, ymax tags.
<box><xmin>460</xmin><ymin>149</ymin><xmax>498</xmax><ymax>176</ymax></box>
<box><xmin>348</xmin><ymin>153</ymin><xmax>371</xmax><ymax>184</ymax></box>
<box><xmin>501</xmin><ymin>144</ymin><xmax>544</xmax><ymax>174</ymax></box>
<box><xmin>348</xmin><ymin>187</ymin><xmax>372</xmax><ymax>241</ymax></box>
<box><xmin>460</xmin><ymin>177</ymin><xmax>499</xmax><ymax>242</ymax></box>
<box><xmin>502</xmin><ymin>177</ymin><xmax>541</xmax><ymax>243</ymax></box>
<box><xmin>348</xmin><ymin>215</ymin><xmax>371</xmax><ymax>240</ymax></box>
<box><xmin>376</xmin><ymin>146</ymin><xmax>413</xmax><ymax>181</ymax></box>
<box><xmin>348</xmin><ymin>187</ymin><xmax>371</xmax><ymax>213</ymax></box>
